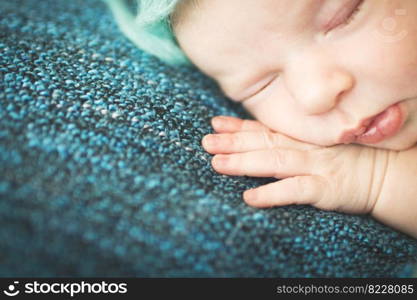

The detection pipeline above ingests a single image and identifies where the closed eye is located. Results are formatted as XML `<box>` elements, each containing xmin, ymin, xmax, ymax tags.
<box><xmin>243</xmin><ymin>1</ymin><xmax>366</xmax><ymax>103</ymax></box>
<box><xmin>241</xmin><ymin>76</ymin><xmax>277</xmax><ymax>103</ymax></box>
<box><xmin>326</xmin><ymin>0</ymin><xmax>365</xmax><ymax>33</ymax></box>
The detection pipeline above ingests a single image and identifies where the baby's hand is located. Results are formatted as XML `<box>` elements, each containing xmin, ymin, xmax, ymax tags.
<box><xmin>202</xmin><ymin>115</ymin><xmax>391</xmax><ymax>214</ymax></box>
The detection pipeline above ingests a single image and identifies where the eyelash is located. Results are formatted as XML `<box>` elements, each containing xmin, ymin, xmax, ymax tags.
<box><xmin>243</xmin><ymin>0</ymin><xmax>365</xmax><ymax>102</ymax></box>
<box><xmin>241</xmin><ymin>76</ymin><xmax>276</xmax><ymax>102</ymax></box>
<box><xmin>329</xmin><ymin>0</ymin><xmax>365</xmax><ymax>32</ymax></box>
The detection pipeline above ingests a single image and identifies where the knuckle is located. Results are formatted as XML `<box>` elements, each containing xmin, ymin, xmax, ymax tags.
<box><xmin>315</xmin><ymin>148</ymin><xmax>335</xmax><ymax>161</ymax></box>
<box><xmin>311</xmin><ymin>148</ymin><xmax>338</xmax><ymax>171</ymax></box>
<box><xmin>295</xmin><ymin>176</ymin><xmax>311</xmax><ymax>200</ymax></box>
<box><xmin>295</xmin><ymin>176</ymin><xmax>325</xmax><ymax>204</ymax></box>
<box><xmin>262</xmin><ymin>131</ymin><xmax>276</xmax><ymax>149</ymax></box>
<box><xmin>241</xmin><ymin>119</ymin><xmax>250</xmax><ymax>131</ymax></box>
<box><xmin>272</xmin><ymin>149</ymin><xmax>287</xmax><ymax>169</ymax></box>
<box><xmin>231</xmin><ymin>133</ymin><xmax>243</xmax><ymax>149</ymax></box>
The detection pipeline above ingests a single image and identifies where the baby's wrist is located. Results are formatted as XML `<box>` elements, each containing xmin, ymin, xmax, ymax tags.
<box><xmin>370</xmin><ymin>146</ymin><xmax>417</xmax><ymax>239</ymax></box>
<box><xmin>364</xmin><ymin>147</ymin><xmax>391</xmax><ymax>215</ymax></box>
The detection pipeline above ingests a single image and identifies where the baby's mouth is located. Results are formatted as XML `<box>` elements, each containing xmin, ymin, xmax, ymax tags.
<box><xmin>339</xmin><ymin>102</ymin><xmax>405</xmax><ymax>144</ymax></box>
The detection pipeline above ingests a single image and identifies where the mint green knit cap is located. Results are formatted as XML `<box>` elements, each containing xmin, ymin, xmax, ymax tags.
<box><xmin>104</xmin><ymin>0</ymin><xmax>192</xmax><ymax>66</ymax></box>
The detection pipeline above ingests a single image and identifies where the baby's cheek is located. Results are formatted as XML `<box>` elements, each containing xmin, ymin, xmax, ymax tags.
<box><xmin>373</xmin><ymin>5</ymin><xmax>417</xmax><ymax>88</ymax></box>
<box><xmin>368</xmin><ymin>35</ymin><xmax>417</xmax><ymax>94</ymax></box>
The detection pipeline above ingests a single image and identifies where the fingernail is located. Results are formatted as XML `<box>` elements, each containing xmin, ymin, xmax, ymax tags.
<box><xmin>203</xmin><ymin>134</ymin><xmax>217</xmax><ymax>147</ymax></box>
<box><xmin>243</xmin><ymin>189</ymin><xmax>255</xmax><ymax>202</ymax></box>
<box><xmin>212</xmin><ymin>117</ymin><xmax>226</xmax><ymax>127</ymax></box>
<box><xmin>213</xmin><ymin>154</ymin><xmax>228</xmax><ymax>166</ymax></box>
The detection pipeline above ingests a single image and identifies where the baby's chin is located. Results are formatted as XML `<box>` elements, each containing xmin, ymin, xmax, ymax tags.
<box><xmin>358</xmin><ymin>138</ymin><xmax>417</xmax><ymax>151</ymax></box>
<box><xmin>349</xmin><ymin>128</ymin><xmax>416</xmax><ymax>151</ymax></box>
<box><xmin>355</xmin><ymin>142</ymin><xmax>410</xmax><ymax>151</ymax></box>
<box><xmin>371</xmin><ymin>117</ymin><xmax>417</xmax><ymax>151</ymax></box>
<box><xmin>309</xmin><ymin>136</ymin><xmax>416</xmax><ymax>151</ymax></box>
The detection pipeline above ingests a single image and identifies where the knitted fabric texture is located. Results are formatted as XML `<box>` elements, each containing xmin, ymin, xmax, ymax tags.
<box><xmin>1</xmin><ymin>0</ymin><xmax>416</xmax><ymax>277</ymax></box>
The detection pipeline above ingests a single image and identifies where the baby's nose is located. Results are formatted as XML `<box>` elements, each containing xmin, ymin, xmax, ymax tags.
<box><xmin>284</xmin><ymin>52</ymin><xmax>355</xmax><ymax>115</ymax></box>
<box><xmin>296</xmin><ymin>69</ymin><xmax>355</xmax><ymax>115</ymax></box>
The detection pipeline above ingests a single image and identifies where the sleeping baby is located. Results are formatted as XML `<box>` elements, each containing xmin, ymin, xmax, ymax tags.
<box><xmin>106</xmin><ymin>0</ymin><xmax>417</xmax><ymax>239</ymax></box>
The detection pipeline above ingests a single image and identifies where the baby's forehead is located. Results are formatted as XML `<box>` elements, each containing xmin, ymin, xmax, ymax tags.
<box><xmin>180</xmin><ymin>0</ymin><xmax>313</xmax><ymax>51</ymax></box>
<box><xmin>176</xmin><ymin>0</ymin><xmax>336</xmax><ymax>92</ymax></box>
<box><xmin>184</xmin><ymin>0</ymin><xmax>316</xmax><ymax>29</ymax></box>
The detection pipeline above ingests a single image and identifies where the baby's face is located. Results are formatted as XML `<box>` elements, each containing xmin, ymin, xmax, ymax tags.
<box><xmin>175</xmin><ymin>0</ymin><xmax>417</xmax><ymax>150</ymax></box>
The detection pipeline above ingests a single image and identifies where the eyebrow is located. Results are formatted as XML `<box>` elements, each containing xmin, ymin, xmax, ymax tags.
<box><xmin>226</xmin><ymin>0</ymin><xmax>327</xmax><ymax>102</ymax></box>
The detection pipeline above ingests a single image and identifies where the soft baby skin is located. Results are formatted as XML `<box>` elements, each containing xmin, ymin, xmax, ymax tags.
<box><xmin>171</xmin><ymin>0</ymin><xmax>417</xmax><ymax>238</ymax></box>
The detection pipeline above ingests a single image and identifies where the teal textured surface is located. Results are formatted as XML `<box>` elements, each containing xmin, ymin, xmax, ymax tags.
<box><xmin>1</xmin><ymin>0</ymin><xmax>416</xmax><ymax>277</ymax></box>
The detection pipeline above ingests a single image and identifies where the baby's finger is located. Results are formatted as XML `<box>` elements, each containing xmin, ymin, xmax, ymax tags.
<box><xmin>211</xmin><ymin>149</ymin><xmax>312</xmax><ymax>178</ymax></box>
<box><xmin>211</xmin><ymin>115</ymin><xmax>270</xmax><ymax>133</ymax></box>
<box><xmin>203</xmin><ymin>130</ymin><xmax>318</xmax><ymax>154</ymax></box>
<box><xmin>243</xmin><ymin>175</ymin><xmax>326</xmax><ymax>208</ymax></box>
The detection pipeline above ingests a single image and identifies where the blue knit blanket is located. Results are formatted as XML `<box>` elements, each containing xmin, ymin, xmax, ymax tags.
<box><xmin>1</xmin><ymin>0</ymin><xmax>416</xmax><ymax>277</ymax></box>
